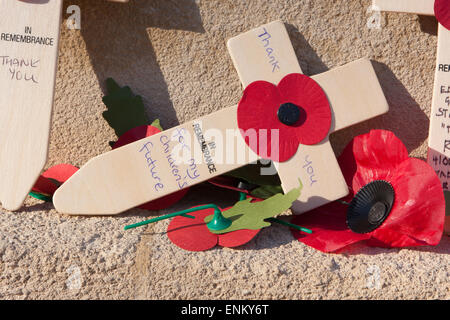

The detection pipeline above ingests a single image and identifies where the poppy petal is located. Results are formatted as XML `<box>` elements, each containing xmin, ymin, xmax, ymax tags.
<box><xmin>168</xmin><ymin>205</ymin><xmax>262</xmax><ymax>251</ymax></box>
<box><xmin>291</xmin><ymin>202</ymin><xmax>370</xmax><ymax>253</ymax></box>
<box><xmin>338</xmin><ymin>130</ymin><xmax>409</xmax><ymax>194</ymax></box>
<box><xmin>218</xmin><ymin>228</ymin><xmax>260</xmax><ymax>248</ymax></box>
<box><xmin>167</xmin><ymin>206</ymin><xmax>218</xmax><ymax>251</ymax></box>
<box><xmin>32</xmin><ymin>164</ymin><xmax>79</xmax><ymax>195</ymax></box>
<box><xmin>277</xmin><ymin>73</ymin><xmax>331</xmax><ymax>146</ymax></box>
<box><xmin>32</xmin><ymin>176</ymin><xmax>59</xmax><ymax>195</ymax></box>
<box><xmin>113</xmin><ymin>125</ymin><xmax>161</xmax><ymax>149</ymax></box>
<box><xmin>113</xmin><ymin>125</ymin><xmax>189</xmax><ymax>211</ymax></box>
<box><xmin>237</xmin><ymin>81</ymin><xmax>288</xmax><ymax>161</ymax></box>
<box><xmin>351</xmin><ymin>130</ymin><xmax>409</xmax><ymax>172</ymax></box>
<box><xmin>371</xmin><ymin>158</ymin><xmax>445</xmax><ymax>247</ymax></box>
<box><xmin>435</xmin><ymin>0</ymin><xmax>450</xmax><ymax>31</ymax></box>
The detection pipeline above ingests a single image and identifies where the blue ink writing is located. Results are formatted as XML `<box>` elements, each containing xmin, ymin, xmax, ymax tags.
<box><xmin>139</xmin><ymin>142</ymin><xmax>164</xmax><ymax>192</ymax></box>
<box><xmin>303</xmin><ymin>155</ymin><xmax>317</xmax><ymax>186</ymax></box>
<box><xmin>258</xmin><ymin>28</ymin><xmax>280</xmax><ymax>73</ymax></box>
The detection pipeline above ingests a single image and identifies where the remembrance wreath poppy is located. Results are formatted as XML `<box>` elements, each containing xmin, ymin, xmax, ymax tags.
<box><xmin>237</xmin><ymin>73</ymin><xmax>331</xmax><ymax>162</ymax></box>
<box><xmin>291</xmin><ymin>130</ymin><xmax>445</xmax><ymax>253</ymax></box>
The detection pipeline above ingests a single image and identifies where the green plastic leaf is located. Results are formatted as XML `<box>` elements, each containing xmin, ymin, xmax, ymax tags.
<box><xmin>226</xmin><ymin>160</ymin><xmax>281</xmax><ymax>187</ymax></box>
<box><xmin>205</xmin><ymin>180</ymin><xmax>302</xmax><ymax>234</ymax></box>
<box><xmin>250</xmin><ymin>184</ymin><xmax>283</xmax><ymax>199</ymax></box>
<box><xmin>102</xmin><ymin>78</ymin><xmax>150</xmax><ymax>138</ymax></box>
<box><xmin>151</xmin><ymin>119</ymin><xmax>163</xmax><ymax>132</ymax></box>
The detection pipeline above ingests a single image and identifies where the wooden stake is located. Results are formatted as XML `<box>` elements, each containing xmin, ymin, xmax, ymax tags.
<box><xmin>428</xmin><ymin>25</ymin><xmax>450</xmax><ymax>197</ymax></box>
<box><xmin>376</xmin><ymin>1</ymin><xmax>450</xmax><ymax>234</ymax></box>
<box><xmin>373</xmin><ymin>0</ymin><xmax>434</xmax><ymax>15</ymax></box>
<box><xmin>0</xmin><ymin>0</ymin><xmax>62</xmax><ymax>210</ymax></box>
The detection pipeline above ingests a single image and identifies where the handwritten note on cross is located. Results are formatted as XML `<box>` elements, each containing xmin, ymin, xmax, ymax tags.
<box><xmin>53</xmin><ymin>21</ymin><xmax>389</xmax><ymax>215</ymax></box>
<box><xmin>0</xmin><ymin>0</ymin><xmax>131</xmax><ymax>211</ymax></box>
<box><xmin>0</xmin><ymin>0</ymin><xmax>63</xmax><ymax>211</ymax></box>
<box><xmin>374</xmin><ymin>0</ymin><xmax>450</xmax><ymax>229</ymax></box>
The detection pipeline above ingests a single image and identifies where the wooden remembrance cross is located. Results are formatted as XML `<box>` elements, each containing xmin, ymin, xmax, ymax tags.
<box><xmin>0</xmin><ymin>0</ymin><xmax>63</xmax><ymax>211</ymax></box>
<box><xmin>0</xmin><ymin>0</ymin><xmax>131</xmax><ymax>211</ymax></box>
<box><xmin>53</xmin><ymin>20</ymin><xmax>389</xmax><ymax>215</ymax></box>
<box><xmin>374</xmin><ymin>0</ymin><xmax>450</xmax><ymax>231</ymax></box>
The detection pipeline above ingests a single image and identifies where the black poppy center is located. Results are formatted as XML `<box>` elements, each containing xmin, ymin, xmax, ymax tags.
<box><xmin>368</xmin><ymin>202</ymin><xmax>388</xmax><ymax>224</ymax></box>
<box><xmin>346</xmin><ymin>180</ymin><xmax>395</xmax><ymax>234</ymax></box>
<box><xmin>277</xmin><ymin>102</ymin><xmax>306</xmax><ymax>126</ymax></box>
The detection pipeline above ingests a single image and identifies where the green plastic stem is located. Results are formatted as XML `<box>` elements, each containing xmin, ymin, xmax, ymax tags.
<box><xmin>124</xmin><ymin>204</ymin><xmax>232</xmax><ymax>231</ymax></box>
<box><xmin>29</xmin><ymin>191</ymin><xmax>52</xmax><ymax>202</ymax></box>
<box><xmin>124</xmin><ymin>211</ymin><xmax>195</xmax><ymax>230</ymax></box>
<box><xmin>266</xmin><ymin>217</ymin><xmax>312</xmax><ymax>234</ymax></box>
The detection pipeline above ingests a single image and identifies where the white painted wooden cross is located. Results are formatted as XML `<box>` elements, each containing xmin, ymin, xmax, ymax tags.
<box><xmin>53</xmin><ymin>20</ymin><xmax>389</xmax><ymax>215</ymax></box>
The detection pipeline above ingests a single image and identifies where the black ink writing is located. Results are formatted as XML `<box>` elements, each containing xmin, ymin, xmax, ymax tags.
<box><xmin>0</xmin><ymin>55</ymin><xmax>40</xmax><ymax>84</ymax></box>
<box><xmin>438</xmin><ymin>64</ymin><xmax>450</xmax><ymax>72</ymax></box>
<box><xmin>192</xmin><ymin>123</ymin><xmax>217</xmax><ymax>174</ymax></box>
<box><xmin>0</xmin><ymin>32</ymin><xmax>54</xmax><ymax>46</ymax></box>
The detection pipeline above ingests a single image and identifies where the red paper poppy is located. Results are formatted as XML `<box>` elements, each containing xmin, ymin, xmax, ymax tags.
<box><xmin>167</xmin><ymin>205</ymin><xmax>260</xmax><ymax>251</ymax></box>
<box><xmin>113</xmin><ymin>125</ymin><xmax>189</xmax><ymax>211</ymax></box>
<box><xmin>237</xmin><ymin>73</ymin><xmax>331</xmax><ymax>162</ymax></box>
<box><xmin>435</xmin><ymin>0</ymin><xmax>450</xmax><ymax>30</ymax></box>
<box><xmin>32</xmin><ymin>164</ymin><xmax>80</xmax><ymax>196</ymax></box>
<box><xmin>291</xmin><ymin>130</ymin><xmax>445</xmax><ymax>253</ymax></box>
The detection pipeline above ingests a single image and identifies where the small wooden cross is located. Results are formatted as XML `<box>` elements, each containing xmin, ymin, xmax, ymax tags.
<box><xmin>374</xmin><ymin>0</ymin><xmax>450</xmax><ymax>230</ymax></box>
<box><xmin>53</xmin><ymin>21</ymin><xmax>389</xmax><ymax>215</ymax></box>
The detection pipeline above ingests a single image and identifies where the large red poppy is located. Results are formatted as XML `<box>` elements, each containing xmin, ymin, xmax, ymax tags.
<box><xmin>167</xmin><ymin>205</ymin><xmax>260</xmax><ymax>251</ymax></box>
<box><xmin>113</xmin><ymin>125</ymin><xmax>189</xmax><ymax>210</ymax></box>
<box><xmin>291</xmin><ymin>130</ymin><xmax>445</xmax><ymax>253</ymax></box>
<box><xmin>237</xmin><ymin>73</ymin><xmax>331</xmax><ymax>162</ymax></box>
<box><xmin>435</xmin><ymin>0</ymin><xmax>450</xmax><ymax>30</ymax></box>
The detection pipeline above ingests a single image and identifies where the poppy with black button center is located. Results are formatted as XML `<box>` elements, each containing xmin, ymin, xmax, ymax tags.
<box><xmin>237</xmin><ymin>73</ymin><xmax>331</xmax><ymax>162</ymax></box>
<box><xmin>291</xmin><ymin>130</ymin><xmax>446</xmax><ymax>253</ymax></box>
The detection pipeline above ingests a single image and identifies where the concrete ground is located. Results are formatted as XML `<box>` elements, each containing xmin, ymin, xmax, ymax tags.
<box><xmin>0</xmin><ymin>0</ymin><xmax>448</xmax><ymax>299</ymax></box>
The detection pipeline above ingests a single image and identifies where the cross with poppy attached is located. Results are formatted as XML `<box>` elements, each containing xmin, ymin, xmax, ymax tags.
<box><xmin>52</xmin><ymin>20</ymin><xmax>389</xmax><ymax>215</ymax></box>
<box><xmin>374</xmin><ymin>0</ymin><xmax>450</xmax><ymax>232</ymax></box>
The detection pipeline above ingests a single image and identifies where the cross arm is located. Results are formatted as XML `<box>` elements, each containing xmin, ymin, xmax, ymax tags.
<box><xmin>373</xmin><ymin>0</ymin><xmax>435</xmax><ymax>16</ymax></box>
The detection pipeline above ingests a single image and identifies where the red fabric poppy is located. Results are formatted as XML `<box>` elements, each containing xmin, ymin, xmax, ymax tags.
<box><xmin>291</xmin><ymin>130</ymin><xmax>445</xmax><ymax>253</ymax></box>
<box><xmin>237</xmin><ymin>73</ymin><xmax>331</xmax><ymax>162</ymax></box>
<box><xmin>113</xmin><ymin>125</ymin><xmax>189</xmax><ymax>211</ymax></box>
<box><xmin>32</xmin><ymin>164</ymin><xmax>80</xmax><ymax>196</ymax></box>
<box><xmin>435</xmin><ymin>0</ymin><xmax>450</xmax><ymax>30</ymax></box>
<box><xmin>167</xmin><ymin>205</ymin><xmax>260</xmax><ymax>251</ymax></box>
